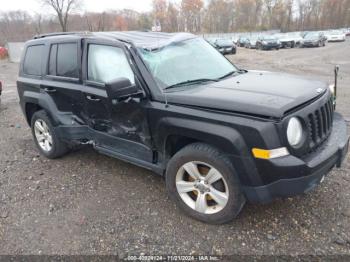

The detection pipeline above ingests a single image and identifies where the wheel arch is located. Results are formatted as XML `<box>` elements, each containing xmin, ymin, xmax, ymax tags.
<box><xmin>158</xmin><ymin>117</ymin><xmax>261</xmax><ymax>186</ymax></box>
<box><xmin>22</xmin><ymin>91</ymin><xmax>64</xmax><ymax>126</ymax></box>
<box><xmin>25</xmin><ymin>102</ymin><xmax>43</xmax><ymax>125</ymax></box>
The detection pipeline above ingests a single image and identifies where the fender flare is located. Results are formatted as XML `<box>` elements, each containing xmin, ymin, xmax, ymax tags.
<box><xmin>22</xmin><ymin>91</ymin><xmax>71</xmax><ymax>126</ymax></box>
<box><xmin>157</xmin><ymin>117</ymin><xmax>262</xmax><ymax>186</ymax></box>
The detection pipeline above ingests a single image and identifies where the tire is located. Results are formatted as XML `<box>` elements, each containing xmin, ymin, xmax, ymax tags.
<box><xmin>165</xmin><ymin>143</ymin><xmax>245</xmax><ymax>224</ymax></box>
<box><xmin>31</xmin><ymin>110</ymin><xmax>69</xmax><ymax>159</ymax></box>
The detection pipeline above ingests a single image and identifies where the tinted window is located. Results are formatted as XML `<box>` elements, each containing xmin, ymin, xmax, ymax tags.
<box><xmin>23</xmin><ymin>45</ymin><xmax>43</xmax><ymax>76</ymax></box>
<box><xmin>48</xmin><ymin>44</ymin><xmax>57</xmax><ymax>76</ymax></box>
<box><xmin>56</xmin><ymin>43</ymin><xmax>78</xmax><ymax>78</ymax></box>
<box><xmin>88</xmin><ymin>44</ymin><xmax>135</xmax><ymax>84</ymax></box>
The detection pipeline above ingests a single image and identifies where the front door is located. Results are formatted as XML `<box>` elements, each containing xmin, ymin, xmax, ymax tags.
<box><xmin>81</xmin><ymin>39</ymin><xmax>153</xmax><ymax>163</ymax></box>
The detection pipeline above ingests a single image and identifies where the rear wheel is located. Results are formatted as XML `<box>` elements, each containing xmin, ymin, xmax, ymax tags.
<box><xmin>31</xmin><ymin>110</ymin><xmax>69</xmax><ymax>159</ymax></box>
<box><xmin>166</xmin><ymin>143</ymin><xmax>245</xmax><ymax>224</ymax></box>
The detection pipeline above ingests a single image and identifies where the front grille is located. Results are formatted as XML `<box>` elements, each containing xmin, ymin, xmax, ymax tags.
<box><xmin>307</xmin><ymin>97</ymin><xmax>334</xmax><ymax>151</ymax></box>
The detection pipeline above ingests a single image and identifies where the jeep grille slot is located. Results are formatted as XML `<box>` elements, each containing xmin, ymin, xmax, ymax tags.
<box><xmin>307</xmin><ymin>98</ymin><xmax>334</xmax><ymax>151</ymax></box>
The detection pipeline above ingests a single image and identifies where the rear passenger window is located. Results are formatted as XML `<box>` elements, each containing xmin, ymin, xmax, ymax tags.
<box><xmin>23</xmin><ymin>45</ymin><xmax>43</xmax><ymax>76</ymax></box>
<box><xmin>48</xmin><ymin>43</ymin><xmax>78</xmax><ymax>78</ymax></box>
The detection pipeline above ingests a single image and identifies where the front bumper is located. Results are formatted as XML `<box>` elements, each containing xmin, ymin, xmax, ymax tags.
<box><xmin>243</xmin><ymin>112</ymin><xmax>349</xmax><ymax>203</ymax></box>
<box><xmin>219</xmin><ymin>47</ymin><xmax>234</xmax><ymax>54</ymax></box>
<box><xmin>262</xmin><ymin>44</ymin><xmax>280</xmax><ymax>49</ymax></box>
<box><xmin>302</xmin><ymin>42</ymin><xmax>319</xmax><ymax>47</ymax></box>
<box><xmin>328</xmin><ymin>38</ymin><xmax>345</xmax><ymax>42</ymax></box>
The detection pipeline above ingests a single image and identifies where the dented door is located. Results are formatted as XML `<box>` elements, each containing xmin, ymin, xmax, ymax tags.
<box><xmin>82</xmin><ymin>38</ymin><xmax>153</xmax><ymax>163</ymax></box>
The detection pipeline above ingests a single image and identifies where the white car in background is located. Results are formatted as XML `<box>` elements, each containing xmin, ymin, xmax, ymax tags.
<box><xmin>275</xmin><ymin>32</ymin><xmax>304</xmax><ymax>48</ymax></box>
<box><xmin>325</xmin><ymin>30</ymin><xmax>346</xmax><ymax>42</ymax></box>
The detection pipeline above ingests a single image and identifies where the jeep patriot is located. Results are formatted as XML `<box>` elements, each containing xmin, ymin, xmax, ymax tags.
<box><xmin>17</xmin><ymin>32</ymin><xmax>349</xmax><ymax>223</ymax></box>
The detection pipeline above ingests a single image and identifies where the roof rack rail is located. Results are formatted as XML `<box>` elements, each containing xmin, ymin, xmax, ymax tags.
<box><xmin>33</xmin><ymin>31</ymin><xmax>91</xmax><ymax>39</ymax></box>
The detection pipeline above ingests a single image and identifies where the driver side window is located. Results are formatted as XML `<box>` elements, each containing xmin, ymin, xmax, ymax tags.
<box><xmin>88</xmin><ymin>44</ymin><xmax>135</xmax><ymax>84</ymax></box>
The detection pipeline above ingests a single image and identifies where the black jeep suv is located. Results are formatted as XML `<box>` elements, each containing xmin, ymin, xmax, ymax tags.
<box><xmin>17</xmin><ymin>32</ymin><xmax>349</xmax><ymax>224</ymax></box>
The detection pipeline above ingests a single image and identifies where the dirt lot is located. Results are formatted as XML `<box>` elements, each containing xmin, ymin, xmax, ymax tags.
<box><xmin>0</xmin><ymin>40</ymin><xmax>350</xmax><ymax>257</ymax></box>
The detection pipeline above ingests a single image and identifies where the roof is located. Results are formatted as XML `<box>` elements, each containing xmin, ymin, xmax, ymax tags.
<box><xmin>94</xmin><ymin>31</ymin><xmax>197</xmax><ymax>50</ymax></box>
<box><xmin>33</xmin><ymin>31</ymin><xmax>197</xmax><ymax>50</ymax></box>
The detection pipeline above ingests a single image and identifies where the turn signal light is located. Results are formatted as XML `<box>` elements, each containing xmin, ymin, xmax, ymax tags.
<box><xmin>252</xmin><ymin>147</ymin><xmax>289</xmax><ymax>159</ymax></box>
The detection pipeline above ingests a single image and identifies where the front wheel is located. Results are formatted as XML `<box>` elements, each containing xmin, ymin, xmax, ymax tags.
<box><xmin>31</xmin><ymin>110</ymin><xmax>69</xmax><ymax>159</ymax></box>
<box><xmin>166</xmin><ymin>143</ymin><xmax>245</xmax><ymax>224</ymax></box>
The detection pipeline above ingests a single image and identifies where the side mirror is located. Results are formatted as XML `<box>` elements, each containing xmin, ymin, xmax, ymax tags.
<box><xmin>105</xmin><ymin>77</ymin><xmax>141</xmax><ymax>101</ymax></box>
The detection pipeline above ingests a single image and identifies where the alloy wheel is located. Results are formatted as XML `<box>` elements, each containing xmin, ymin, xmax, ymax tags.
<box><xmin>34</xmin><ymin>119</ymin><xmax>53</xmax><ymax>152</ymax></box>
<box><xmin>175</xmin><ymin>161</ymin><xmax>229</xmax><ymax>214</ymax></box>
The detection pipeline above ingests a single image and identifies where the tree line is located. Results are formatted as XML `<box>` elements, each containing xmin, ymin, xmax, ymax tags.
<box><xmin>1</xmin><ymin>0</ymin><xmax>350</xmax><ymax>45</ymax></box>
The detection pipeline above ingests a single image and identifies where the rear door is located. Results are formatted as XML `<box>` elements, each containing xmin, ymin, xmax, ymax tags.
<box><xmin>18</xmin><ymin>44</ymin><xmax>45</xmax><ymax>106</ymax></box>
<box><xmin>43</xmin><ymin>40</ymin><xmax>85</xmax><ymax>122</ymax></box>
<box><xmin>81</xmin><ymin>38</ymin><xmax>154</xmax><ymax>163</ymax></box>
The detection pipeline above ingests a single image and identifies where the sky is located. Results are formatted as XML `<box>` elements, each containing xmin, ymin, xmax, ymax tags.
<box><xmin>0</xmin><ymin>0</ymin><xmax>154</xmax><ymax>14</ymax></box>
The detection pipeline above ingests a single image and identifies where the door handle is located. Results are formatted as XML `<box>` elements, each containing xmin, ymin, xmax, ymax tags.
<box><xmin>86</xmin><ymin>95</ymin><xmax>101</xmax><ymax>102</ymax></box>
<box><xmin>44</xmin><ymin>87</ymin><xmax>56</xmax><ymax>93</ymax></box>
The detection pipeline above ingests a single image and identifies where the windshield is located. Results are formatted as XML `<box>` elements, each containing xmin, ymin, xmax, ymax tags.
<box><xmin>262</xmin><ymin>36</ymin><xmax>277</xmax><ymax>41</ymax></box>
<box><xmin>304</xmin><ymin>33</ymin><xmax>318</xmax><ymax>39</ymax></box>
<box><xmin>139</xmin><ymin>37</ymin><xmax>238</xmax><ymax>89</ymax></box>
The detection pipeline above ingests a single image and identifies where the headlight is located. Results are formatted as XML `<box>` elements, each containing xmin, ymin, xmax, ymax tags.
<box><xmin>329</xmin><ymin>84</ymin><xmax>336</xmax><ymax>107</ymax></box>
<box><xmin>287</xmin><ymin>117</ymin><xmax>303</xmax><ymax>147</ymax></box>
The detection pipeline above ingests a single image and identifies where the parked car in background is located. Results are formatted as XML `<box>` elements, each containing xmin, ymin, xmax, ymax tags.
<box><xmin>237</xmin><ymin>37</ymin><xmax>248</xmax><ymax>47</ymax></box>
<box><xmin>256</xmin><ymin>36</ymin><xmax>280</xmax><ymax>50</ymax></box>
<box><xmin>0</xmin><ymin>46</ymin><xmax>8</xmax><ymax>59</ymax></box>
<box><xmin>286</xmin><ymin>32</ymin><xmax>304</xmax><ymax>47</ymax></box>
<box><xmin>274</xmin><ymin>33</ymin><xmax>295</xmax><ymax>48</ymax></box>
<box><xmin>326</xmin><ymin>30</ymin><xmax>346</xmax><ymax>42</ymax></box>
<box><xmin>245</xmin><ymin>36</ymin><xmax>258</xmax><ymax>49</ymax></box>
<box><xmin>275</xmin><ymin>32</ymin><xmax>303</xmax><ymax>48</ymax></box>
<box><xmin>301</xmin><ymin>32</ymin><xmax>327</xmax><ymax>47</ymax></box>
<box><xmin>213</xmin><ymin>39</ymin><xmax>236</xmax><ymax>55</ymax></box>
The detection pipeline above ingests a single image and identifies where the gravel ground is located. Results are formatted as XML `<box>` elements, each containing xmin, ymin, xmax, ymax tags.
<box><xmin>0</xmin><ymin>40</ymin><xmax>350</xmax><ymax>257</ymax></box>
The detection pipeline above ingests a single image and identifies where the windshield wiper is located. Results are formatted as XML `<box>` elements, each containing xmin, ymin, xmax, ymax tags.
<box><xmin>217</xmin><ymin>70</ymin><xmax>238</xmax><ymax>80</ymax></box>
<box><xmin>164</xmin><ymin>78</ymin><xmax>219</xmax><ymax>90</ymax></box>
<box><xmin>217</xmin><ymin>69</ymin><xmax>246</xmax><ymax>80</ymax></box>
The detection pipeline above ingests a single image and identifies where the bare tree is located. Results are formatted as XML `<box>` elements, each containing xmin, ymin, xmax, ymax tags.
<box><xmin>40</xmin><ymin>0</ymin><xmax>82</xmax><ymax>32</ymax></box>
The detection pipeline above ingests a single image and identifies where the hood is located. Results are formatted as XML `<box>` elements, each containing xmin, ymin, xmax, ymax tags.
<box><xmin>166</xmin><ymin>70</ymin><xmax>328</xmax><ymax>118</ymax></box>
<box><xmin>217</xmin><ymin>43</ymin><xmax>233</xmax><ymax>48</ymax></box>
<box><xmin>280</xmin><ymin>37</ymin><xmax>294</xmax><ymax>42</ymax></box>
<box><xmin>303</xmin><ymin>37</ymin><xmax>319</xmax><ymax>42</ymax></box>
<box><xmin>262</xmin><ymin>39</ymin><xmax>278</xmax><ymax>43</ymax></box>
